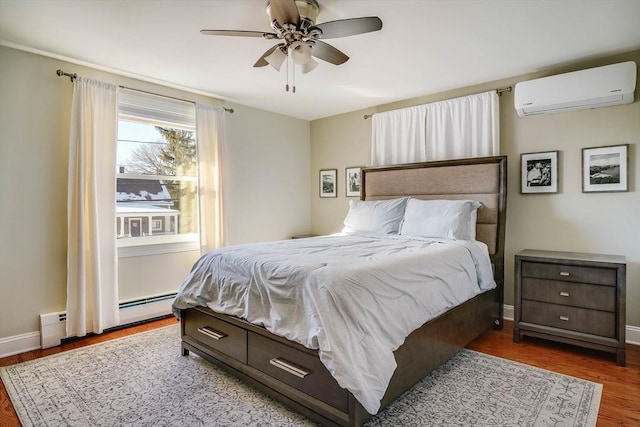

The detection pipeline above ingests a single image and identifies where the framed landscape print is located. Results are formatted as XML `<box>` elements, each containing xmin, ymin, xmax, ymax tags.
<box><xmin>582</xmin><ymin>144</ymin><xmax>629</xmax><ymax>193</ymax></box>
<box><xmin>521</xmin><ymin>151</ymin><xmax>559</xmax><ymax>194</ymax></box>
<box><xmin>319</xmin><ymin>169</ymin><xmax>337</xmax><ymax>198</ymax></box>
<box><xmin>345</xmin><ymin>167</ymin><xmax>363</xmax><ymax>197</ymax></box>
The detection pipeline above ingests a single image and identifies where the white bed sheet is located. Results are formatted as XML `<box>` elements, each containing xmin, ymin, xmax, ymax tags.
<box><xmin>172</xmin><ymin>232</ymin><xmax>496</xmax><ymax>414</ymax></box>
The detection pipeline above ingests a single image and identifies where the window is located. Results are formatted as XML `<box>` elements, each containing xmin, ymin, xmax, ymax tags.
<box><xmin>116</xmin><ymin>89</ymin><xmax>199</xmax><ymax>256</ymax></box>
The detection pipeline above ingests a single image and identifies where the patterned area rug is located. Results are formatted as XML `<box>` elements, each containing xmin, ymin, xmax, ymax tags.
<box><xmin>1</xmin><ymin>324</ymin><xmax>601</xmax><ymax>427</ymax></box>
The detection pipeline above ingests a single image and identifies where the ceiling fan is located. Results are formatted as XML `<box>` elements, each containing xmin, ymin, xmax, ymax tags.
<box><xmin>201</xmin><ymin>0</ymin><xmax>382</xmax><ymax>91</ymax></box>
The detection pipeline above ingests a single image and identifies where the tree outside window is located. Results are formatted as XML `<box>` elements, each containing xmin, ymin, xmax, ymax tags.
<box><xmin>116</xmin><ymin>122</ymin><xmax>198</xmax><ymax>242</ymax></box>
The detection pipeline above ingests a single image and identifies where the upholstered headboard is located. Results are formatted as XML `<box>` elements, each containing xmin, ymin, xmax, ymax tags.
<box><xmin>361</xmin><ymin>156</ymin><xmax>507</xmax><ymax>288</ymax></box>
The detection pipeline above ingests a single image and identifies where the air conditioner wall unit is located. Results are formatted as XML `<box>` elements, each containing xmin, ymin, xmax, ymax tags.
<box><xmin>514</xmin><ymin>61</ymin><xmax>637</xmax><ymax>118</ymax></box>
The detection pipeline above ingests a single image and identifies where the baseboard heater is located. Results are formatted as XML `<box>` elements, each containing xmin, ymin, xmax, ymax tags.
<box><xmin>39</xmin><ymin>292</ymin><xmax>177</xmax><ymax>349</ymax></box>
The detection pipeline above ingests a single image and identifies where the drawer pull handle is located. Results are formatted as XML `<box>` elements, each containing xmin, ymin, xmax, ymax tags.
<box><xmin>269</xmin><ymin>358</ymin><xmax>310</xmax><ymax>378</ymax></box>
<box><xmin>559</xmin><ymin>291</ymin><xmax>570</xmax><ymax>297</ymax></box>
<box><xmin>197</xmin><ymin>326</ymin><xmax>227</xmax><ymax>340</ymax></box>
<box><xmin>559</xmin><ymin>272</ymin><xmax>570</xmax><ymax>277</ymax></box>
<box><xmin>559</xmin><ymin>316</ymin><xmax>570</xmax><ymax>322</ymax></box>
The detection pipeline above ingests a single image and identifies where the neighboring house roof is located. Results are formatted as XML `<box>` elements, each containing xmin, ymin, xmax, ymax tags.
<box><xmin>116</xmin><ymin>178</ymin><xmax>172</xmax><ymax>202</ymax></box>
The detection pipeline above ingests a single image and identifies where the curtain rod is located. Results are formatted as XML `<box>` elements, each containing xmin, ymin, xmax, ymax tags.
<box><xmin>56</xmin><ymin>69</ymin><xmax>234</xmax><ymax>114</ymax></box>
<box><xmin>362</xmin><ymin>86</ymin><xmax>512</xmax><ymax>119</ymax></box>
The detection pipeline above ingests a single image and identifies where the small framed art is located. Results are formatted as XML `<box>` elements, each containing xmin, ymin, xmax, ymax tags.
<box><xmin>582</xmin><ymin>144</ymin><xmax>629</xmax><ymax>193</ymax></box>
<box><xmin>345</xmin><ymin>166</ymin><xmax>363</xmax><ymax>197</ymax></box>
<box><xmin>319</xmin><ymin>169</ymin><xmax>337</xmax><ymax>198</ymax></box>
<box><xmin>521</xmin><ymin>151</ymin><xmax>559</xmax><ymax>194</ymax></box>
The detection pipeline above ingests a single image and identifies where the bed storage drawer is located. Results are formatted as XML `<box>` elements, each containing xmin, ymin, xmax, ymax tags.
<box><xmin>247</xmin><ymin>332</ymin><xmax>349</xmax><ymax>413</ymax></box>
<box><xmin>183</xmin><ymin>309</ymin><xmax>247</xmax><ymax>363</ymax></box>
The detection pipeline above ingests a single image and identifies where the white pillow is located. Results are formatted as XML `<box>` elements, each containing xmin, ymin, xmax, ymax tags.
<box><xmin>400</xmin><ymin>198</ymin><xmax>482</xmax><ymax>240</ymax></box>
<box><xmin>469</xmin><ymin>209</ymin><xmax>478</xmax><ymax>240</ymax></box>
<box><xmin>342</xmin><ymin>198</ymin><xmax>408</xmax><ymax>235</ymax></box>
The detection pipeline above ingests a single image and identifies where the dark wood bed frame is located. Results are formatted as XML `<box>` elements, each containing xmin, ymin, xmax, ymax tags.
<box><xmin>180</xmin><ymin>155</ymin><xmax>507</xmax><ymax>426</ymax></box>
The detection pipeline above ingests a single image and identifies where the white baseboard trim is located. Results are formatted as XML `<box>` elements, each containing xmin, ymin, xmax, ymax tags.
<box><xmin>503</xmin><ymin>304</ymin><xmax>514</xmax><ymax>321</ymax></box>
<box><xmin>1</xmin><ymin>295</ymin><xmax>174</xmax><ymax>358</ymax></box>
<box><xmin>1</xmin><ymin>304</ymin><xmax>637</xmax><ymax>359</ymax></box>
<box><xmin>0</xmin><ymin>331</ymin><xmax>41</xmax><ymax>358</ymax></box>
<box><xmin>626</xmin><ymin>325</ymin><xmax>640</xmax><ymax>346</ymax></box>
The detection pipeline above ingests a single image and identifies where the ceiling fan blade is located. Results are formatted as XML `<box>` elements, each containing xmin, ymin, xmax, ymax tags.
<box><xmin>268</xmin><ymin>0</ymin><xmax>300</xmax><ymax>26</ymax></box>
<box><xmin>310</xmin><ymin>41</ymin><xmax>349</xmax><ymax>65</ymax></box>
<box><xmin>313</xmin><ymin>17</ymin><xmax>383</xmax><ymax>39</ymax></box>
<box><xmin>254</xmin><ymin>45</ymin><xmax>282</xmax><ymax>67</ymax></box>
<box><xmin>254</xmin><ymin>46</ymin><xmax>278</xmax><ymax>67</ymax></box>
<box><xmin>200</xmin><ymin>29</ymin><xmax>278</xmax><ymax>39</ymax></box>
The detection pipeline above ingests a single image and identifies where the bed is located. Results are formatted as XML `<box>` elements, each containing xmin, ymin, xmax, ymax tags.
<box><xmin>174</xmin><ymin>155</ymin><xmax>507</xmax><ymax>426</ymax></box>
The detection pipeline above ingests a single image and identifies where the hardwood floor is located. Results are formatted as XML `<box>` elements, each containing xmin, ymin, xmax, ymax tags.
<box><xmin>1</xmin><ymin>318</ymin><xmax>638</xmax><ymax>426</ymax></box>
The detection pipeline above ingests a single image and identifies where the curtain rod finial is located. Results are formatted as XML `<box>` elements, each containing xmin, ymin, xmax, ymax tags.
<box><xmin>496</xmin><ymin>86</ymin><xmax>512</xmax><ymax>96</ymax></box>
<box><xmin>56</xmin><ymin>69</ymin><xmax>77</xmax><ymax>82</ymax></box>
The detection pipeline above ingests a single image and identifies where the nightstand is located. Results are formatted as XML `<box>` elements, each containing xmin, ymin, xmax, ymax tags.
<box><xmin>514</xmin><ymin>249</ymin><xmax>626</xmax><ymax>366</ymax></box>
<box><xmin>291</xmin><ymin>234</ymin><xmax>319</xmax><ymax>239</ymax></box>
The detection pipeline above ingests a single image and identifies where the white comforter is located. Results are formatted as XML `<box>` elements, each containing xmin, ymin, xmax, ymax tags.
<box><xmin>172</xmin><ymin>233</ymin><xmax>496</xmax><ymax>414</ymax></box>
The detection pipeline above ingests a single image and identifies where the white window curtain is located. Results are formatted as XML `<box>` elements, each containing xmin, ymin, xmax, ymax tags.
<box><xmin>371</xmin><ymin>91</ymin><xmax>499</xmax><ymax>166</ymax></box>
<box><xmin>66</xmin><ymin>78</ymin><xmax>120</xmax><ymax>337</ymax></box>
<box><xmin>371</xmin><ymin>105</ymin><xmax>429</xmax><ymax>166</ymax></box>
<box><xmin>196</xmin><ymin>103</ymin><xmax>227</xmax><ymax>254</ymax></box>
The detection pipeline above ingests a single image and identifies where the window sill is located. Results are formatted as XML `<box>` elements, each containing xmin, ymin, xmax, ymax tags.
<box><xmin>117</xmin><ymin>234</ymin><xmax>199</xmax><ymax>258</ymax></box>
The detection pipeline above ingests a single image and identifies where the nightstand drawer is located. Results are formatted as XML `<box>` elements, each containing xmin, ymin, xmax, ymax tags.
<box><xmin>183</xmin><ymin>309</ymin><xmax>248</xmax><ymax>363</ymax></box>
<box><xmin>521</xmin><ymin>300</ymin><xmax>615</xmax><ymax>338</ymax></box>
<box><xmin>522</xmin><ymin>261</ymin><xmax>616</xmax><ymax>286</ymax></box>
<box><xmin>522</xmin><ymin>278</ymin><xmax>615</xmax><ymax>311</ymax></box>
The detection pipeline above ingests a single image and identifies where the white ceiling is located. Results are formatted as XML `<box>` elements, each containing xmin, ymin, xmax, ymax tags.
<box><xmin>1</xmin><ymin>0</ymin><xmax>639</xmax><ymax>121</ymax></box>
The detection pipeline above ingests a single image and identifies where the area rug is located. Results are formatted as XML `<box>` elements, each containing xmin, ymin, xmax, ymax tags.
<box><xmin>1</xmin><ymin>324</ymin><xmax>601</xmax><ymax>427</ymax></box>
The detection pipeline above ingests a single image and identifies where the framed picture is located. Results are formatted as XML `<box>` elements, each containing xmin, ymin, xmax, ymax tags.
<box><xmin>345</xmin><ymin>167</ymin><xmax>363</xmax><ymax>197</ymax></box>
<box><xmin>319</xmin><ymin>169</ymin><xmax>337</xmax><ymax>198</ymax></box>
<box><xmin>520</xmin><ymin>151</ymin><xmax>559</xmax><ymax>194</ymax></box>
<box><xmin>582</xmin><ymin>144</ymin><xmax>629</xmax><ymax>193</ymax></box>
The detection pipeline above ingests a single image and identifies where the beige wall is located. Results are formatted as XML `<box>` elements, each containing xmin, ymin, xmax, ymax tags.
<box><xmin>0</xmin><ymin>46</ymin><xmax>311</xmax><ymax>339</ymax></box>
<box><xmin>310</xmin><ymin>50</ymin><xmax>640</xmax><ymax>327</ymax></box>
<box><xmin>0</xmin><ymin>43</ymin><xmax>637</xmax><ymax>347</ymax></box>
<box><xmin>310</xmin><ymin>110</ymin><xmax>372</xmax><ymax>231</ymax></box>
<box><xmin>224</xmin><ymin>103</ymin><xmax>311</xmax><ymax>244</ymax></box>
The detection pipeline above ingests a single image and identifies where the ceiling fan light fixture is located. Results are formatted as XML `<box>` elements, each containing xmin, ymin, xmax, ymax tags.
<box><xmin>265</xmin><ymin>46</ymin><xmax>287</xmax><ymax>70</ymax></box>
<box><xmin>290</xmin><ymin>41</ymin><xmax>312</xmax><ymax>64</ymax></box>
<box><xmin>202</xmin><ymin>1</ymin><xmax>383</xmax><ymax>88</ymax></box>
<box><xmin>301</xmin><ymin>57</ymin><xmax>318</xmax><ymax>74</ymax></box>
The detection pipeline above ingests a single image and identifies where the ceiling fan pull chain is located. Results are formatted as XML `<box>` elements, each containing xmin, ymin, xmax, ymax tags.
<box><xmin>285</xmin><ymin>54</ymin><xmax>290</xmax><ymax>92</ymax></box>
<box><xmin>200</xmin><ymin>5</ymin><xmax>382</xmax><ymax>90</ymax></box>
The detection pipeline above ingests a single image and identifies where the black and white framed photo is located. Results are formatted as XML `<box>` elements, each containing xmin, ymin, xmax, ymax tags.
<box><xmin>582</xmin><ymin>144</ymin><xmax>629</xmax><ymax>193</ymax></box>
<box><xmin>521</xmin><ymin>151</ymin><xmax>559</xmax><ymax>194</ymax></box>
<box><xmin>319</xmin><ymin>169</ymin><xmax>337</xmax><ymax>198</ymax></box>
<box><xmin>345</xmin><ymin>166</ymin><xmax>363</xmax><ymax>197</ymax></box>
